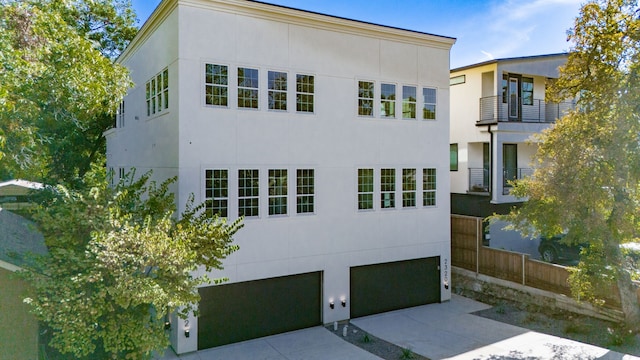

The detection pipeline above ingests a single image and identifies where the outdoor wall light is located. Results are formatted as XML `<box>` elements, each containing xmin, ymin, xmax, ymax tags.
<box><xmin>341</xmin><ymin>299</ymin><xmax>346</xmax><ymax>307</ymax></box>
<box><xmin>184</xmin><ymin>329</ymin><xmax>190</xmax><ymax>338</ymax></box>
<box><xmin>329</xmin><ymin>301</ymin><xmax>335</xmax><ymax>309</ymax></box>
<box><xmin>164</xmin><ymin>321</ymin><xmax>171</xmax><ymax>330</ymax></box>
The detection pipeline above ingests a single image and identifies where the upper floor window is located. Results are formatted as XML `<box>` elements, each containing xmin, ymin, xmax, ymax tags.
<box><xmin>296</xmin><ymin>74</ymin><xmax>314</xmax><ymax>113</ymax></box>
<box><xmin>296</xmin><ymin>169</ymin><xmax>314</xmax><ymax>214</ymax></box>
<box><xmin>268</xmin><ymin>71</ymin><xmax>287</xmax><ymax>111</ymax></box>
<box><xmin>402</xmin><ymin>168</ymin><xmax>416</xmax><ymax>207</ymax></box>
<box><xmin>238</xmin><ymin>169</ymin><xmax>259</xmax><ymax>217</ymax></box>
<box><xmin>423</xmin><ymin>168</ymin><xmax>436</xmax><ymax>206</ymax></box>
<box><xmin>238</xmin><ymin>67</ymin><xmax>259</xmax><ymax>109</ymax></box>
<box><xmin>522</xmin><ymin>77</ymin><xmax>534</xmax><ymax>105</ymax></box>
<box><xmin>205</xmin><ymin>169</ymin><xmax>228</xmax><ymax>217</ymax></box>
<box><xmin>423</xmin><ymin>87</ymin><xmax>436</xmax><ymax>120</ymax></box>
<box><xmin>358</xmin><ymin>168</ymin><xmax>374</xmax><ymax>210</ymax></box>
<box><xmin>402</xmin><ymin>86</ymin><xmax>417</xmax><ymax>119</ymax></box>
<box><xmin>146</xmin><ymin>68</ymin><xmax>168</xmax><ymax>116</ymax></box>
<box><xmin>205</xmin><ymin>64</ymin><xmax>228</xmax><ymax>107</ymax></box>
<box><xmin>380</xmin><ymin>83</ymin><xmax>396</xmax><ymax>118</ymax></box>
<box><xmin>380</xmin><ymin>168</ymin><xmax>396</xmax><ymax>208</ymax></box>
<box><xmin>450</xmin><ymin>144</ymin><xmax>459</xmax><ymax>171</ymax></box>
<box><xmin>358</xmin><ymin>81</ymin><xmax>374</xmax><ymax>116</ymax></box>
<box><xmin>268</xmin><ymin>169</ymin><xmax>287</xmax><ymax>215</ymax></box>
<box><xmin>116</xmin><ymin>100</ymin><xmax>125</xmax><ymax>128</ymax></box>
<box><xmin>502</xmin><ymin>75</ymin><xmax>508</xmax><ymax>104</ymax></box>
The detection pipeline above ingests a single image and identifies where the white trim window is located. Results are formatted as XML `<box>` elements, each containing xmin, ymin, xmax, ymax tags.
<box><xmin>205</xmin><ymin>169</ymin><xmax>228</xmax><ymax>217</ymax></box>
<box><xmin>380</xmin><ymin>168</ymin><xmax>395</xmax><ymax>209</ymax></box>
<box><xmin>402</xmin><ymin>168</ymin><xmax>416</xmax><ymax>207</ymax></box>
<box><xmin>146</xmin><ymin>68</ymin><xmax>168</xmax><ymax>116</ymax></box>
<box><xmin>296</xmin><ymin>74</ymin><xmax>314</xmax><ymax>113</ymax></box>
<box><xmin>296</xmin><ymin>169</ymin><xmax>314</xmax><ymax>214</ymax></box>
<box><xmin>422</xmin><ymin>87</ymin><xmax>437</xmax><ymax>120</ymax></box>
<box><xmin>357</xmin><ymin>168</ymin><xmax>374</xmax><ymax>210</ymax></box>
<box><xmin>238</xmin><ymin>67</ymin><xmax>259</xmax><ymax>109</ymax></box>
<box><xmin>358</xmin><ymin>81</ymin><xmax>374</xmax><ymax>116</ymax></box>
<box><xmin>402</xmin><ymin>86</ymin><xmax>417</xmax><ymax>119</ymax></box>
<box><xmin>238</xmin><ymin>169</ymin><xmax>259</xmax><ymax>217</ymax></box>
<box><xmin>268</xmin><ymin>169</ymin><xmax>287</xmax><ymax>216</ymax></box>
<box><xmin>268</xmin><ymin>71</ymin><xmax>287</xmax><ymax>111</ymax></box>
<box><xmin>423</xmin><ymin>168</ymin><xmax>436</xmax><ymax>206</ymax></box>
<box><xmin>380</xmin><ymin>83</ymin><xmax>396</xmax><ymax>118</ymax></box>
<box><xmin>116</xmin><ymin>100</ymin><xmax>125</xmax><ymax>127</ymax></box>
<box><xmin>205</xmin><ymin>64</ymin><xmax>228</xmax><ymax>107</ymax></box>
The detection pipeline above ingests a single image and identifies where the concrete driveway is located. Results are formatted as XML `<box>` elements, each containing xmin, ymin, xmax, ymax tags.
<box><xmin>352</xmin><ymin>294</ymin><xmax>640</xmax><ymax>360</ymax></box>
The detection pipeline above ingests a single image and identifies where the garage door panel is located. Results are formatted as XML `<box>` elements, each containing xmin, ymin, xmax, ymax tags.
<box><xmin>198</xmin><ymin>272</ymin><xmax>321</xmax><ymax>350</ymax></box>
<box><xmin>350</xmin><ymin>257</ymin><xmax>440</xmax><ymax>318</ymax></box>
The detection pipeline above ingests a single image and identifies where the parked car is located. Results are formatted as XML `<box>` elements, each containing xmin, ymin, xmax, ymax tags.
<box><xmin>537</xmin><ymin>236</ymin><xmax>583</xmax><ymax>264</ymax></box>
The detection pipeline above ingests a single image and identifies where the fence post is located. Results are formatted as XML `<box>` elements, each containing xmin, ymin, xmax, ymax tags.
<box><xmin>476</xmin><ymin>217</ymin><xmax>481</xmax><ymax>275</ymax></box>
<box><xmin>522</xmin><ymin>254</ymin><xmax>526</xmax><ymax>285</ymax></box>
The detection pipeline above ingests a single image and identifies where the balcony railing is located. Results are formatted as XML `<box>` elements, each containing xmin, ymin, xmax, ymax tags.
<box><xmin>479</xmin><ymin>96</ymin><xmax>574</xmax><ymax>124</ymax></box>
<box><xmin>503</xmin><ymin>168</ymin><xmax>534</xmax><ymax>195</ymax></box>
<box><xmin>468</xmin><ymin>168</ymin><xmax>489</xmax><ymax>193</ymax></box>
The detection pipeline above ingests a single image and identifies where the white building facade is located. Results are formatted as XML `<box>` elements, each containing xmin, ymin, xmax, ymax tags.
<box><xmin>106</xmin><ymin>0</ymin><xmax>455</xmax><ymax>353</ymax></box>
<box><xmin>449</xmin><ymin>54</ymin><xmax>572</xmax><ymax>210</ymax></box>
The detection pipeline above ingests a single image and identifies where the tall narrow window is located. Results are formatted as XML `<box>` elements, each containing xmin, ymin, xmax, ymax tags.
<box><xmin>238</xmin><ymin>169</ymin><xmax>259</xmax><ymax>217</ymax></box>
<box><xmin>205</xmin><ymin>64</ymin><xmax>228</xmax><ymax>106</ymax></box>
<box><xmin>402</xmin><ymin>169</ymin><xmax>416</xmax><ymax>207</ymax></box>
<box><xmin>358</xmin><ymin>81</ymin><xmax>374</xmax><ymax>116</ymax></box>
<box><xmin>422</xmin><ymin>87</ymin><xmax>436</xmax><ymax>120</ymax></box>
<box><xmin>358</xmin><ymin>169</ymin><xmax>374</xmax><ymax>210</ymax></box>
<box><xmin>423</xmin><ymin>168</ymin><xmax>436</xmax><ymax>206</ymax></box>
<box><xmin>238</xmin><ymin>67</ymin><xmax>259</xmax><ymax>109</ymax></box>
<box><xmin>522</xmin><ymin>77</ymin><xmax>534</xmax><ymax>105</ymax></box>
<box><xmin>501</xmin><ymin>74</ymin><xmax>508</xmax><ymax>103</ymax></box>
<box><xmin>296</xmin><ymin>169</ymin><xmax>314</xmax><ymax>214</ymax></box>
<box><xmin>380</xmin><ymin>83</ymin><xmax>396</xmax><ymax>118</ymax></box>
<box><xmin>268</xmin><ymin>71</ymin><xmax>287</xmax><ymax>110</ymax></box>
<box><xmin>146</xmin><ymin>68</ymin><xmax>168</xmax><ymax>116</ymax></box>
<box><xmin>380</xmin><ymin>168</ymin><xmax>395</xmax><ymax>209</ymax></box>
<box><xmin>296</xmin><ymin>74</ymin><xmax>314</xmax><ymax>112</ymax></box>
<box><xmin>205</xmin><ymin>169</ymin><xmax>228</xmax><ymax>217</ymax></box>
<box><xmin>268</xmin><ymin>169</ymin><xmax>287</xmax><ymax>215</ymax></box>
<box><xmin>450</xmin><ymin>144</ymin><xmax>458</xmax><ymax>171</ymax></box>
<box><xmin>116</xmin><ymin>100</ymin><xmax>125</xmax><ymax>128</ymax></box>
<box><xmin>402</xmin><ymin>86</ymin><xmax>416</xmax><ymax>119</ymax></box>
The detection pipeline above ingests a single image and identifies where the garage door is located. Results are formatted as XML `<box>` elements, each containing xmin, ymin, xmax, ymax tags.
<box><xmin>350</xmin><ymin>257</ymin><xmax>440</xmax><ymax>318</ymax></box>
<box><xmin>198</xmin><ymin>271</ymin><xmax>322</xmax><ymax>350</ymax></box>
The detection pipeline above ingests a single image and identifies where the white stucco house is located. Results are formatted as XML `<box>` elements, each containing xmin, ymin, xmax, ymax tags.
<box><xmin>105</xmin><ymin>0</ymin><xmax>455</xmax><ymax>354</ymax></box>
<box><xmin>449</xmin><ymin>54</ymin><xmax>573</xmax><ymax>215</ymax></box>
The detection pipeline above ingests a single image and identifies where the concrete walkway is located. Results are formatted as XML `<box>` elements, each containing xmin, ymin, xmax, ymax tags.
<box><xmin>161</xmin><ymin>294</ymin><xmax>640</xmax><ymax>360</ymax></box>
<box><xmin>352</xmin><ymin>294</ymin><xmax>640</xmax><ymax>360</ymax></box>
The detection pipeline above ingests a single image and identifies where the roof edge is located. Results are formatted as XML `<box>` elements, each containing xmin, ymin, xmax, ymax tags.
<box><xmin>451</xmin><ymin>53</ymin><xmax>569</xmax><ymax>73</ymax></box>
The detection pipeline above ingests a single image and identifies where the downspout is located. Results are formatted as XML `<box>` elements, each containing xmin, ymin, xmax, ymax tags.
<box><xmin>487</xmin><ymin>125</ymin><xmax>494</xmax><ymax>201</ymax></box>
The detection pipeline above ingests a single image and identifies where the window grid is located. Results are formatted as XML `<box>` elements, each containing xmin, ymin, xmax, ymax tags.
<box><xmin>296</xmin><ymin>74</ymin><xmax>314</xmax><ymax>112</ymax></box>
<box><xmin>205</xmin><ymin>169</ymin><xmax>228</xmax><ymax>217</ymax></box>
<box><xmin>116</xmin><ymin>101</ymin><xmax>125</xmax><ymax>128</ymax></box>
<box><xmin>296</xmin><ymin>169</ymin><xmax>314</xmax><ymax>214</ymax></box>
<box><xmin>238</xmin><ymin>169</ymin><xmax>259</xmax><ymax>217</ymax></box>
<box><xmin>380</xmin><ymin>83</ymin><xmax>396</xmax><ymax>118</ymax></box>
<box><xmin>358</xmin><ymin>81</ymin><xmax>374</xmax><ymax>116</ymax></box>
<box><xmin>522</xmin><ymin>77</ymin><xmax>534</xmax><ymax>105</ymax></box>
<box><xmin>268</xmin><ymin>71</ymin><xmax>288</xmax><ymax>111</ymax></box>
<box><xmin>402</xmin><ymin>169</ymin><xmax>416</xmax><ymax>207</ymax></box>
<box><xmin>403</xmin><ymin>86</ymin><xmax>417</xmax><ymax>119</ymax></box>
<box><xmin>358</xmin><ymin>169</ymin><xmax>374</xmax><ymax>210</ymax></box>
<box><xmin>146</xmin><ymin>68</ymin><xmax>168</xmax><ymax>116</ymax></box>
<box><xmin>423</xmin><ymin>168</ymin><xmax>436</xmax><ymax>206</ymax></box>
<box><xmin>268</xmin><ymin>169</ymin><xmax>287</xmax><ymax>215</ymax></box>
<box><xmin>423</xmin><ymin>87</ymin><xmax>436</xmax><ymax>120</ymax></box>
<box><xmin>380</xmin><ymin>168</ymin><xmax>395</xmax><ymax>208</ymax></box>
<box><xmin>205</xmin><ymin>64</ymin><xmax>228</xmax><ymax>106</ymax></box>
<box><xmin>238</xmin><ymin>67</ymin><xmax>259</xmax><ymax>109</ymax></box>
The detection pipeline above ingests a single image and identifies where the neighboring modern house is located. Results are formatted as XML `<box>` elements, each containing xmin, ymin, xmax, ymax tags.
<box><xmin>105</xmin><ymin>0</ymin><xmax>456</xmax><ymax>354</ymax></box>
<box><xmin>0</xmin><ymin>179</ymin><xmax>43</xmax><ymax>212</ymax></box>
<box><xmin>449</xmin><ymin>54</ymin><xmax>573</xmax><ymax>217</ymax></box>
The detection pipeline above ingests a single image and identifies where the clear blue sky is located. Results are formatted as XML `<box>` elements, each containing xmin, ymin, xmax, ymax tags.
<box><xmin>131</xmin><ymin>0</ymin><xmax>582</xmax><ymax>69</ymax></box>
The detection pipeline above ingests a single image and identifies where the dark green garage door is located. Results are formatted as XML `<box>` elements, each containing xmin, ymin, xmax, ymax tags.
<box><xmin>350</xmin><ymin>257</ymin><xmax>440</xmax><ymax>318</ymax></box>
<box><xmin>198</xmin><ymin>271</ymin><xmax>322</xmax><ymax>350</ymax></box>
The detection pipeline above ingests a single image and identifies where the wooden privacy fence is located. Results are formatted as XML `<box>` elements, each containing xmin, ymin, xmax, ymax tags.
<box><xmin>451</xmin><ymin>214</ymin><xmax>624</xmax><ymax>308</ymax></box>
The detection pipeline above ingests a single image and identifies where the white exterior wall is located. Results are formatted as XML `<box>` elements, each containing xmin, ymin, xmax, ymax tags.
<box><xmin>108</xmin><ymin>0</ymin><xmax>454</xmax><ymax>354</ymax></box>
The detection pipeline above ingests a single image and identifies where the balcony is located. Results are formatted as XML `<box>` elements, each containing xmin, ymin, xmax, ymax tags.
<box><xmin>478</xmin><ymin>96</ymin><xmax>574</xmax><ymax>124</ymax></box>
<box><xmin>503</xmin><ymin>168</ymin><xmax>534</xmax><ymax>195</ymax></box>
<box><xmin>468</xmin><ymin>168</ymin><xmax>489</xmax><ymax>193</ymax></box>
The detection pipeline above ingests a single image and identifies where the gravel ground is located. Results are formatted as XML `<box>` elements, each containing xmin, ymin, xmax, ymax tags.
<box><xmin>325</xmin><ymin>320</ymin><xmax>429</xmax><ymax>360</ymax></box>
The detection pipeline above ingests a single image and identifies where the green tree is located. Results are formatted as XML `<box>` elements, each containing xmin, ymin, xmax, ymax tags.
<box><xmin>22</xmin><ymin>167</ymin><xmax>242</xmax><ymax>359</ymax></box>
<box><xmin>0</xmin><ymin>0</ymin><xmax>136</xmax><ymax>185</ymax></box>
<box><xmin>503</xmin><ymin>0</ymin><xmax>640</xmax><ymax>330</ymax></box>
